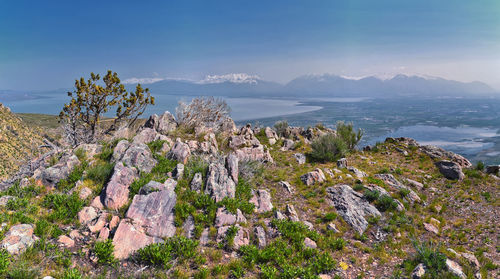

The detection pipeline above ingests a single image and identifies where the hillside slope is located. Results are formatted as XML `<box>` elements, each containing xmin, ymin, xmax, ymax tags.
<box><xmin>0</xmin><ymin>103</ymin><xmax>46</xmax><ymax>180</ymax></box>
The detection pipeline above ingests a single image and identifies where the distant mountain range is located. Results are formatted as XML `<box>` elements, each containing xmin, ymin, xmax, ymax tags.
<box><xmin>1</xmin><ymin>73</ymin><xmax>497</xmax><ymax>101</ymax></box>
<box><xmin>133</xmin><ymin>73</ymin><xmax>497</xmax><ymax>98</ymax></box>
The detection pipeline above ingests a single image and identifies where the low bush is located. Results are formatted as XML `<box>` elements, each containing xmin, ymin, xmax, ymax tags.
<box><xmin>274</xmin><ymin>121</ymin><xmax>289</xmax><ymax>138</ymax></box>
<box><xmin>0</xmin><ymin>249</ymin><xmax>10</xmax><ymax>274</ymax></box>
<box><xmin>86</xmin><ymin>161</ymin><xmax>114</xmax><ymax>185</ymax></box>
<box><xmin>42</xmin><ymin>193</ymin><xmax>84</xmax><ymax>224</ymax></box>
<box><xmin>62</xmin><ymin>268</ymin><xmax>83</xmax><ymax>279</ymax></box>
<box><xmin>136</xmin><ymin>236</ymin><xmax>198</xmax><ymax>268</ymax></box>
<box><xmin>94</xmin><ymin>239</ymin><xmax>116</xmax><ymax>265</ymax></box>
<box><xmin>310</xmin><ymin>134</ymin><xmax>348</xmax><ymax>162</ymax></box>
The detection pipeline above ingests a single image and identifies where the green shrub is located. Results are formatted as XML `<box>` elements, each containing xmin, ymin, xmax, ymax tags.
<box><xmin>74</xmin><ymin>148</ymin><xmax>86</xmax><ymax>161</ymax></box>
<box><xmin>375</xmin><ymin>195</ymin><xmax>398</xmax><ymax>212</ymax></box>
<box><xmin>42</xmin><ymin>193</ymin><xmax>84</xmax><ymax>224</ymax></box>
<box><xmin>309</xmin><ymin>252</ymin><xmax>336</xmax><ymax>274</ymax></box>
<box><xmin>402</xmin><ymin>240</ymin><xmax>448</xmax><ymax>278</ymax></box>
<box><xmin>228</xmin><ymin>260</ymin><xmax>246</xmax><ymax>278</ymax></box>
<box><xmin>322</xmin><ymin>212</ymin><xmax>337</xmax><ymax>222</ymax></box>
<box><xmin>34</xmin><ymin>219</ymin><xmax>62</xmax><ymax>238</ymax></box>
<box><xmin>94</xmin><ymin>239</ymin><xmax>116</xmax><ymax>265</ymax></box>
<box><xmin>57</xmin><ymin>162</ymin><xmax>88</xmax><ymax>191</ymax></box>
<box><xmin>147</xmin><ymin>139</ymin><xmax>166</xmax><ymax>153</ymax></box>
<box><xmin>476</xmin><ymin>161</ymin><xmax>484</xmax><ymax>171</ymax></box>
<box><xmin>260</xmin><ymin>265</ymin><xmax>279</xmax><ymax>279</ymax></box>
<box><xmin>310</xmin><ymin>134</ymin><xmax>348</xmax><ymax>162</ymax></box>
<box><xmin>62</xmin><ymin>268</ymin><xmax>83</xmax><ymax>279</ymax></box>
<box><xmin>7</xmin><ymin>263</ymin><xmax>40</xmax><ymax>279</ymax></box>
<box><xmin>328</xmin><ymin>237</ymin><xmax>346</xmax><ymax>251</ymax></box>
<box><xmin>0</xmin><ymin>249</ymin><xmax>10</xmax><ymax>274</ymax></box>
<box><xmin>193</xmin><ymin>267</ymin><xmax>209</xmax><ymax>279</ymax></box>
<box><xmin>335</xmin><ymin>121</ymin><xmax>363</xmax><ymax>150</ymax></box>
<box><xmin>136</xmin><ymin>236</ymin><xmax>198</xmax><ymax>268</ymax></box>
<box><xmin>363</xmin><ymin>190</ymin><xmax>380</xmax><ymax>202</ymax></box>
<box><xmin>6</xmin><ymin>197</ymin><xmax>29</xmax><ymax>210</ymax></box>
<box><xmin>86</xmin><ymin>162</ymin><xmax>114</xmax><ymax>185</ymax></box>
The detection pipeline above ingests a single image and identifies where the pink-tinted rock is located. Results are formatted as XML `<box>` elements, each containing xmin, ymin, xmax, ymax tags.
<box><xmin>234</xmin><ymin>145</ymin><xmax>273</xmax><ymax>163</ymax></box>
<box><xmin>69</xmin><ymin>230</ymin><xmax>82</xmax><ymax>240</ymax></box>
<box><xmin>424</xmin><ymin>223</ymin><xmax>439</xmax><ymax>235</ymax></box>
<box><xmin>125</xmin><ymin>188</ymin><xmax>176</xmax><ymax>238</ymax></box>
<box><xmin>112</xmin><ymin>220</ymin><xmax>158</xmax><ymax>259</ymax></box>
<box><xmin>250</xmin><ymin>189</ymin><xmax>273</xmax><ymax>213</ymax></box>
<box><xmin>98</xmin><ymin>227</ymin><xmax>110</xmax><ymax>241</ymax></box>
<box><xmin>78</xmin><ymin>206</ymin><xmax>98</xmax><ymax>225</ymax></box>
<box><xmin>300</xmin><ymin>169</ymin><xmax>326</xmax><ymax>186</ymax></box>
<box><xmin>58</xmin><ymin>235</ymin><xmax>75</xmax><ymax>248</ymax></box>
<box><xmin>167</xmin><ymin>140</ymin><xmax>191</xmax><ymax>164</ymax></box>
<box><xmin>216</xmin><ymin>224</ymin><xmax>249</xmax><ymax>250</ymax></box>
<box><xmin>205</xmin><ymin>163</ymin><xmax>236</xmax><ymax>202</ymax></box>
<box><xmin>109</xmin><ymin>216</ymin><xmax>120</xmax><ymax>230</ymax></box>
<box><xmin>103</xmin><ymin>162</ymin><xmax>138</xmax><ymax>210</ymax></box>
<box><xmin>132</xmin><ymin>128</ymin><xmax>157</xmax><ymax>145</ymax></box>
<box><xmin>90</xmin><ymin>196</ymin><xmax>104</xmax><ymax>210</ymax></box>
<box><xmin>226</xmin><ymin>154</ymin><xmax>239</xmax><ymax>184</ymax></box>
<box><xmin>89</xmin><ymin>212</ymin><xmax>109</xmax><ymax>233</ymax></box>
<box><xmin>304</xmin><ymin>237</ymin><xmax>317</xmax><ymax>249</ymax></box>
<box><xmin>1</xmin><ymin>224</ymin><xmax>36</xmax><ymax>255</ymax></box>
<box><xmin>215</xmin><ymin>207</ymin><xmax>237</xmax><ymax>227</ymax></box>
<box><xmin>79</xmin><ymin>187</ymin><xmax>93</xmax><ymax>200</ymax></box>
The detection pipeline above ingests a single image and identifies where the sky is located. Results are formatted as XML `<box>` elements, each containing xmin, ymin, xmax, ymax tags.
<box><xmin>1</xmin><ymin>0</ymin><xmax>499</xmax><ymax>90</ymax></box>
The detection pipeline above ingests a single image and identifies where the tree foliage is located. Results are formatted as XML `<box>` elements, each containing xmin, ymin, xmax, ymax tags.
<box><xmin>59</xmin><ymin>71</ymin><xmax>154</xmax><ymax>146</ymax></box>
<box><xmin>309</xmin><ymin>121</ymin><xmax>363</xmax><ymax>162</ymax></box>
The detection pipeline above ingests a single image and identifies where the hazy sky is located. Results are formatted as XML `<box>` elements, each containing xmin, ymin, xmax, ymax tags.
<box><xmin>1</xmin><ymin>0</ymin><xmax>499</xmax><ymax>90</ymax></box>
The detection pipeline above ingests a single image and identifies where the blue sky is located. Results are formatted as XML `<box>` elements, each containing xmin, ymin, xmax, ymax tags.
<box><xmin>1</xmin><ymin>0</ymin><xmax>499</xmax><ymax>90</ymax></box>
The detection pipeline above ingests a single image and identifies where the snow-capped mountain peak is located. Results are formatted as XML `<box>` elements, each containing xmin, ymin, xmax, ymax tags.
<box><xmin>198</xmin><ymin>73</ymin><xmax>261</xmax><ymax>84</ymax></box>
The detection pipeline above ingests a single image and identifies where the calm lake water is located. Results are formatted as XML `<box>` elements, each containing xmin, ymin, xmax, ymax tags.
<box><xmin>2</xmin><ymin>92</ymin><xmax>500</xmax><ymax>164</ymax></box>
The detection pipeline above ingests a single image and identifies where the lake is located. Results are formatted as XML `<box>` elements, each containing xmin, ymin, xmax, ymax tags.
<box><xmin>2</xmin><ymin>92</ymin><xmax>499</xmax><ymax>165</ymax></box>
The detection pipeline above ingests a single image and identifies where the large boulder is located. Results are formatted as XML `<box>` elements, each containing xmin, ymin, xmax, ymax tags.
<box><xmin>485</xmin><ymin>165</ymin><xmax>500</xmax><ymax>175</ymax></box>
<box><xmin>435</xmin><ymin>160</ymin><xmax>465</xmax><ymax>180</ymax></box>
<box><xmin>112</xmin><ymin>220</ymin><xmax>160</xmax><ymax>260</ymax></box>
<box><xmin>167</xmin><ymin>140</ymin><xmax>191</xmax><ymax>164</ymax></box>
<box><xmin>205</xmin><ymin>163</ymin><xmax>236</xmax><ymax>202</ymax></box>
<box><xmin>1</xmin><ymin>224</ymin><xmax>36</xmax><ymax>255</ymax></box>
<box><xmin>41</xmin><ymin>154</ymin><xmax>80</xmax><ymax>187</ymax></box>
<box><xmin>374</xmin><ymin>174</ymin><xmax>421</xmax><ymax>203</ymax></box>
<box><xmin>125</xmin><ymin>185</ymin><xmax>177</xmax><ymax>238</ymax></box>
<box><xmin>326</xmin><ymin>184</ymin><xmax>381</xmax><ymax>234</ymax></box>
<box><xmin>132</xmin><ymin>128</ymin><xmax>157</xmax><ymax>145</ymax></box>
<box><xmin>300</xmin><ymin>168</ymin><xmax>326</xmax><ymax>186</ymax></box>
<box><xmin>144</xmin><ymin>111</ymin><xmax>178</xmax><ymax>135</ymax></box>
<box><xmin>112</xmin><ymin>140</ymin><xmax>157</xmax><ymax>173</ymax></box>
<box><xmin>103</xmin><ymin>162</ymin><xmax>139</xmax><ymax>210</ymax></box>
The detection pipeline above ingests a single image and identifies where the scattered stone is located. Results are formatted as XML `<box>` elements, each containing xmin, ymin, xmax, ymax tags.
<box><xmin>250</xmin><ymin>189</ymin><xmax>273</xmax><ymax>213</ymax></box>
<box><xmin>286</xmin><ymin>204</ymin><xmax>300</xmax><ymax>222</ymax></box>
<box><xmin>485</xmin><ymin>165</ymin><xmax>499</xmax><ymax>175</ymax></box>
<box><xmin>191</xmin><ymin>172</ymin><xmax>203</xmax><ymax>193</ymax></box>
<box><xmin>174</xmin><ymin>163</ymin><xmax>184</xmax><ymax>179</ymax></box>
<box><xmin>255</xmin><ymin>226</ymin><xmax>267</xmax><ymax>248</ymax></box>
<box><xmin>78</xmin><ymin>206</ymin><xmax>98</xmax><ymax>225</ymax></box>
<box><xmin>429</xmin><ymin>217</ymin><xmax>441</xmax><ymax>227</ymax></box>
<box><xmin>300</xmin><ymin>168</ymin><xmax>326</xmax><ymax>186</ymax></box>
<box><xmin>200</xmin><ymin>228</ymin><xmax>210</xmax><ymax>246</ymax></box>
<box><xmin>337</xmin><ymin>158</ymin><xmax>348</xmax><ymax>168</ymax></box>
<box><xmin>396</xmin><ymin>147</ymin><xmax>409</xmax><ymax>156</ymax></box>
<box><xmin>281</xmin><ymin>139</ymin><xmax>295</xmax><ymax>151</ymax></box>
<box><xmin>435</xmin><ymin>160</ymin><xmax>465</xmax><ymax>180</ymax></box>
<box><xmin>446</xmin><ymin>259</ymin><xmax>466</xmax><ymax>279</ymax></box>
<box><xmin>167</xmin><ymin>140</ymin><xmax>191</xmax><ymax>164</ymax></box>
<box><xmin>323</xmin><ymin>168</ymin><xmax>334</xmax><ymax>178</ymax></box>
<box><xmin>0</xmin><ymin>195</ymin><xmax>15</xmax><ymax>207</ymax></box>
<box><xmin>104</xmin><ymin>162</ymin><xmax>139</xmax><ymax>210</ymax></box>
<box><xmin>205</xmin><ymin>162</ymin><xmax>236</xmax><ymax>202</ymax></box>
<box><xmin>90</xmin><ymin>196</ymin><xmax>104</xmax><ymax>210</ymax></box>
<box><xmin>412</xmin><ymin>263</ymin><xmax>426</xmax><ymax>279</ymax></box>
<box><xmin>423</xmin><ymin>223</ymin><xmax>439</xmax><ymax>235</ymax></box>
<box><xmin>1</xmin><ymin>224</ymin><xmax>36</xmax><ymax>255</ymax></box>
<box><xmin>69</xmin><ymin>230</ymin><xmax>82</xmax><ymax>240</ymax></box>
<box><xmin>304</xmin><ymin>237</ymin><xmax>317</xmax><ymax>249</ymax></box>
<box><xmin>275</xmin><ymin>211</ymin><xmax>286</xmax><ymax>220</ymax></box>
<box><xmin>57</xmin><ymin>235</ymin><xmax>75</xmax><ymax>248</ymax></box>
<box><xmin>347</xmin><ymin>166</ymin><xmax>367</xmax><ymax>179</ymax></box>
<box><xmin>326</xmin><ymin>184</ymin><xmax>381</xmax><ymax>234</ymax></box>
<box><xmin>89</xmin><ymin>212</ymin><xmax>109</xmax><ymax>233</ymax></box>
<box><xmin>109</xmin><ymin>216</ymin><xmax>120</xmax><ymax>230</ymax></box>
<box><xmin>226</xmin><ymin>154</ymin><xmax>239</xmax><ymax>184</ymax></box>
<box><xmin>293</xmin><ymin>153</ymin><xmax>306</xmax><ymax>164</ymax></box>
<box><xmin>216</xmin><ymin>225</ymin><xmax>249</xmax><ymax>249</ymax></box>
<box><xmin>278</xmin><ymin>181</ymin><xmax>293</xmax><ymax>193</ymax></box>
<box><xmin>183</xmin><ymin>215</ymin><xmax>195</xmax><ymax>239</ymax></box>
<box><xmin>420</xmin><ymin>145</ymin><xmax>472</xmax><ymax>168</ymax></box>
<box><xmin>236</xmin><ymin>209</ymin><xmax>247</xmax><ymax>224</ymax></box>
<box><xmin>375</xmin><ymin>174</ymin><xmax>421</xmax><ymax>203</ymax></box>
<box><xmin>405</xmin><ymin>178</ymin><xmax>424</xmax><ymax>190</ymax></box>
<box><xmin>461</xmin><ymin>252</ymin><xmax>480</xmax><ymax>270</ymax></box>
<box><xmin>327</xmin><ymin>223</ymin><xmax>340</xmax><ymax>233</ymax></box>
<box><xmin>303</xmin><ymin>221</ymin><xmax>314</xmax><ymax>230</ymax></box>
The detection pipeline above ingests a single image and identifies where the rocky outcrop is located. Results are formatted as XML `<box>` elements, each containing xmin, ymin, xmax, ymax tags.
<box><xmin>205</xmin><ymin>162</ymin><xmax>236</xmax><ymax>202</ymax></box>
<box><xmin>167</xmin><ymin>140</ymin><xmax>191</xmax><ymax>164</ymax></box>
<box><xmin>254</xmin><ymin>226</ymin><xmax>267</xmax><ymax>248</ymax></box>
<box><xmin>103</xmin><ymin>162</ymin><xmax>139</xmax><ymax>210</ymax></box>
<box><xmin>435</xmin><ymin>160</ymin><xmax>465</xmax><ymax>180</ymax></box>
<box><xmin>112</xmin><ymin>140</ymin><xmax>157</xmax><ymax>173</ymax></box>
<box><xmin>41</xmin><ymin>154</ymin><xmax>80</xmax><ymax>187</ymax></box>
<box><xmin>347</xmin><ymin>166</ymin><xmax>367</xmax><ymax>179</ymax></box>
<box><xmin>374</xmin><ymin>174</ymin><xmax>421</xmax><ymax>203</ymax></box>
<box><xmin>191</xmin><ymin>173</ymin><xmax>203</xmax><ymax>192</ymax></box>
<box><xmin>215</xmin><ymin>207</ymin><xmax>238</xmax><ymax>227</ymax></box>
<box><xmin>234</xmin><ymin>145</ymin><xmax>273</xmax><ymax>163</ymax></box>
<box><xmin>125</xmin><ymin>184</ymin><xmax>177</xmax><ymax>238</ymax></box>
<box><xmin>420</xmin><ymin>145</ymin><xmax>472</xmax><ymax>168</ymax></box>
<box><xmin>326</xmin><ymin>184</ymin><xmax>381</xmax><ymax>234</ymax></box>
<box><xmin>216</xmin><ymin>224</ymin><xmax>249</xmax><ymax>249</ymax></box>
<box><xmin>485</xmin><ymin>165</ymin><xmax>500</xmax><ymax>175</ymax></box>
<box><xmin>1</xmin><ymin>224</ymin><xmax>36</xmax><ymax>255</ymax></box>
<box><xmin>132</xmin><ymin>128</ymin><xmax>157</xmax><ymax>145</ymax></box>
<box><xmin>301</xmin><ymin>168</ymin><xmax>326</xmax><ymax>186</ymax></box>
<box><xmin>144</xmin><ymin>111</ymin><xmax>178</xmax><ymax>135</ymax></box>
<box><xmin>250</xmin><ymin>189</ymin><xmax>273</xmax><ymax>213</ymax></box>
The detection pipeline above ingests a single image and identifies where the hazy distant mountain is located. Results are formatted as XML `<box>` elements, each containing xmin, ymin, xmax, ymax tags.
<box><xmin>284</xmin><ymin>74</ymin><xmax>496</xmax><ymax>97</ymax></box>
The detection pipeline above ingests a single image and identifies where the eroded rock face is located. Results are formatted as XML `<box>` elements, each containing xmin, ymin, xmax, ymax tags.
<box><xmin>374</xmin><ymin>174</ymin><xmax>421</xmax><ymax>203</ymax></box>
<box><xmin>1</xmin><ymin>224</ymin><xmax>36</xmax><ymax>255</ymax></box>
<box><xmin>326</xmin><ymin>184</ymin><xmax>381</xmax><ymax>234</ymax></box>
<box><xmin>485</xmin><ymin>165</ymin><xmax>500</xmax><ymax>175</ymax></box>
<box><xmin>121</xmin><ymin>143</ymin><xmax>157</xmax><ymax>173</ymax></box>
<box><xmin>215</xmin><ymin>207</ymin><xmax>237</xmax><ymax>227</ymax></box>
<box><xmin>254</xmin><ymin>226</ymin><xmax>267</xmax><ymax>248</ymax></box>
<box><xmin>167</xmin><ymin>140</ymin><xmax>191</xmax><ymax>164</ymax></box>
<box><xmin>132</xmin><ymin>128</ymin><xmax>157</xmax><ymax>145</ymax></box>
<box><xmin>435</xmin><ymin>160</ymin><xmax>465</xmax><ymax>180</ymax></box>
<box><xmin>112</xmin><ymin>220</ymin><xmax>160</xmax><ymax>260</ymax></box>
<box><xmin>125</xmin><ymin>186</ymin><xmax>176</xmax><ymax>238</ymax></box>
<box><xmin>250</xmin><ymin>189</ymin><xmax>273</xmax><ymax>213</ymax></box>
<box><xmin>300</xmin><ymin>168</ymin><xmax>326</xmax><ymax>186</ymax></box>
<box><xmin>104</xmin><ymin>162</ymin><xmax>139</xmax><ymax>210</ymax></box>
<box><xmin>347</xmin><ymin>167</ymin><xmax>367</xmax><ymax>179</ymax></box>
<box><xmin>144</xmin><ymin>111</ymin><xmax>178</xmax><ymax>135</ymax></box>
<box><xmin>234</xmin><ymin>145</ymin><xmax>273</xmax><ymax>163</ymax></box>
<box><xmin>191</xmin><ymin>172</ymin><xmax>203</xmax><ymax>193</ymax></box>
<box><xmin>205</xmin><ymin>163</ymin><xmax>236</xmax><ymax>202</ymax></box>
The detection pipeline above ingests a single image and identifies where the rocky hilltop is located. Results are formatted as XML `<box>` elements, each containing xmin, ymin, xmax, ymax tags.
<box><xmin>0</xmin><ymin>109</ymin><xmax>498</xmax><ymax>279</ymax></box>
